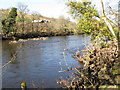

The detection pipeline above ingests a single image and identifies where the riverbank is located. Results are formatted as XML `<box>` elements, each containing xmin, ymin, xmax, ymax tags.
<box><xmin>59</xmin><ymin>40</ymin><xmax>119</xmax><ymax>89</ymax></box>
<box><xmin>9</xmin><ymin>37</ymin><xmax>49</xmax><ymax>44</ymax></box>
<box><xmin>2</xmin><ymin>32</ymin><xmax>85</xmax><ymax>40</ymax></box>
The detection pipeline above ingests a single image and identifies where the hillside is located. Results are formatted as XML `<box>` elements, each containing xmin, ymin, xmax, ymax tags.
<box><xmin>0</xmin><ymin>8</ymin><xmax>56</xmax><ymax>22</ymax></box>
<box><xmin>1</xmin><ymin>8</ymin><xmax>77</xmax><ymax>39</ymax></box>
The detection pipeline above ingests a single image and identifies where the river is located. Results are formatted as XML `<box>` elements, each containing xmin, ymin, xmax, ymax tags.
<box><xmin>2</xmin><ymin>35</ymin><xmax>90</xmax><ymax>88</ymax></box>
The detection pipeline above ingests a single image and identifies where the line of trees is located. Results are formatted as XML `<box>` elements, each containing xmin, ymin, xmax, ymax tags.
<box><xmin>1</xmin><ymin>3</ymin><xmax>77</xmax><ymax>39</ymax></box>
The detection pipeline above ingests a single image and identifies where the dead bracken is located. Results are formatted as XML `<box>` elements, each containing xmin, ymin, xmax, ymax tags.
<box><xmin>58</xmin><ymin>40</ymin><xmax>119</xmax><ymax>89</ymax></box>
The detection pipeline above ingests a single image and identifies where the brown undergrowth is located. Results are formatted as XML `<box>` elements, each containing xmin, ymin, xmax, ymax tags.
<box><xmin>58</xmin><ymin>40</ymin><xmax>120</xmax><ymax>89</ymax></box>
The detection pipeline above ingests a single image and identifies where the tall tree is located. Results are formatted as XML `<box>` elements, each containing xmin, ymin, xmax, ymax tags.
<box><xmin>66</xmin><ymin>0</ymin><xmax>115</xmax><ymax>40</ymax></box>
<box><xmin>2</xmin><ymin>7</ymin><xmax>17</xmax><ymax>37</ymax></box>
<box><xmin>67</xmin><ymin>1</ymin><xmax>99</xmax><ymax>33</ymax></box>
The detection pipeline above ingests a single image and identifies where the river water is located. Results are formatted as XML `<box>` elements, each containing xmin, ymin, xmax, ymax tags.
<box><xmin>2</xmin><ymin>35</ymin><xmax>90</xmax><ymax>88</ymax></box>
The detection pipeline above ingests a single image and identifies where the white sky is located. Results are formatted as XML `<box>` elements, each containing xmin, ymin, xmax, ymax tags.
<box><xmin>0</xmin><ymin>0</ymin><xmax>119</xmax><ymax>20</ymax></box>
<box><xmin>0</xmin><ymin>0</ymin><xmax>69</xmax><ymax>18</ymax></box>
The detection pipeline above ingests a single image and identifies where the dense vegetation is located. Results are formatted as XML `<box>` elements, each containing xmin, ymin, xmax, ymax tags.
<box><xmin>58</xmin><ymin>0</ymin><xmax>119</xmax><ymax>89</ymax></box>
<box><xmin>1</xmin><ymin>6</ymin><xmax>77</xmax><ymax>40</ymax></box>
<box><xmin>2</xmin><ymin>8</ymin><xmax>17</xmax><ymax>37</ymax></box>
<box><xmin>66</xmin><ymin>1</ymin><xmax>118</xmax><ymax>40</ymax></box>
<box><xmin>1</xmin><ymin>0</ymin><xmax>119</xmax><ymax>89</ymax></box>
<box><xmin>2</xmin><ymin>1</ymin><xmax>117</xmax><ymax>40</ymax></box>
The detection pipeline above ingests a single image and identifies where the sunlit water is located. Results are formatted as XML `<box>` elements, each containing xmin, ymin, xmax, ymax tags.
<box><xmin>2</xmin><ymin>35</ymin><xmax>90</xmax><ymax>88</ymax></box>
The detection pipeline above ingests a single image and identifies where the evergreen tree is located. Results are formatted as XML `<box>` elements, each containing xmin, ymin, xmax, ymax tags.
<box><xmin>2</xmin><ymin>7</ymin><xmax>17</xmax><ymax>37</ymax></box>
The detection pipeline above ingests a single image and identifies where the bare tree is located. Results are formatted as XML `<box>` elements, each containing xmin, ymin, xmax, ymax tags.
<box><xmin>17</xmin><ymin>2</ymin><xmax>29</xmax><ymax>33</ymax></box>
<box><xmin>31</xmin><ymin>11</ymin><xmax>41</xmax><ymax>33</ymax></box>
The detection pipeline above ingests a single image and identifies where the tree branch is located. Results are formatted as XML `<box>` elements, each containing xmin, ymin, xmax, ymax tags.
<box><xmin>100</xmin><ymin>0</ymin><xmax>117</xmax><ymax>40</ymax></box>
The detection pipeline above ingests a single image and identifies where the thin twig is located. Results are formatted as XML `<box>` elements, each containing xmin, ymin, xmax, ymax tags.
<box><xmin>75</xmin><ymin>68</ymin><xmax>94</xmax><ymax>86</ymax></box>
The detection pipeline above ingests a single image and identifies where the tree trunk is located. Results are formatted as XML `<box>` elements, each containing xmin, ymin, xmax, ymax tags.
<box><xmin>100</xmin><ymin>0</ymin><xmax>117</xmax><ymax>40</ymax></box>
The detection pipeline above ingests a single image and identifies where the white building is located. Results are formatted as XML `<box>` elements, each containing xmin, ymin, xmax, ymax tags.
<box><xmin>32</xmin><ymin>20</ymin><xmax>51</xmax><ymax>23</ymax></box>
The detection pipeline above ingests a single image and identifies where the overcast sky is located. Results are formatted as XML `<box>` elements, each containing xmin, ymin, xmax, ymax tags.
<box><xmin>0</xmin><ymin>0</ymin><xmax>69</xmax><ymax>18</ymax></box>
<box><xmin>0</xmin><ymin>0</ymin><xmax>119</xmax><ymax>20</ymax></box>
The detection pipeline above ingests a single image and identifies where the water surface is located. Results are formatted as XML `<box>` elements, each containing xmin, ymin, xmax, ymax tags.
<box><xmin>2</xmin><ymin>35</ymin><xmax>90</xmax><ymax>88</ymax></box>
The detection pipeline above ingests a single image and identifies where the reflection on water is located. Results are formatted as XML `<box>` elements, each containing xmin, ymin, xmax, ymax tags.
<box><xmin>2</xmin><ymin>35</ymin><xmax>90</xmax><ymax>88</ymax></box>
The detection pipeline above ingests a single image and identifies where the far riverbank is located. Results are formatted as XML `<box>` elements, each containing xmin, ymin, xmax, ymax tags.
<box><xmin>1</xmin><ymin>32</ymin><xmax>85</xmax><ymax>40</ymax></box>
